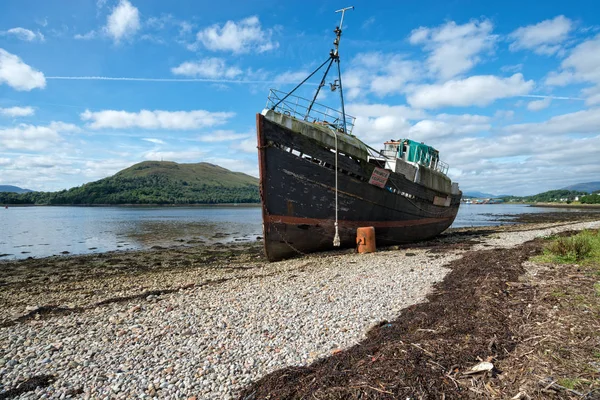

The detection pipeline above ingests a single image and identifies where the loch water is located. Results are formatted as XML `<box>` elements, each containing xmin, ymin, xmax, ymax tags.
<box><xmin>0</xmin><ymin>204</ymin><xmax>593</xmax><ymax>260</ymax></box>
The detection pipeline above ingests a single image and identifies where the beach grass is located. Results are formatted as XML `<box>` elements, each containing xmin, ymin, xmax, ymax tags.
<box><xmin>535</xmin><ymin>229</ymin><xmax>600</xmax><ymax>264</ymax></box>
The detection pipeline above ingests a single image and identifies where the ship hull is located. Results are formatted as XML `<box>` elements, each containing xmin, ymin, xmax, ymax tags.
<box><xmin>257</xmin><ymin>113</ymin><xmax>461</xmax><ymax>261</ymax></box>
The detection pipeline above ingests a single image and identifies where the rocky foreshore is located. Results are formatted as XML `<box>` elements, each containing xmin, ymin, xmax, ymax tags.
<box><xmin>1</xmin><ymin>219</ymin><xmax>600</xmax><ymax>399</ymax></box>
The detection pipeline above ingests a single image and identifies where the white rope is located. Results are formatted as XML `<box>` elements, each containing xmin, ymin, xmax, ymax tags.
<box><xmin>333</xmin><ymin>131</ymin><xmax>341</xmax><ymax>247</ymax></box>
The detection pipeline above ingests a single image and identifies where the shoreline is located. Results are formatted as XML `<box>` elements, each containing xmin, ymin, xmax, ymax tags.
<box><xmin>1</xmin><ymin>203</ymin><xmax>261</xmax><ymax>208</ymax></box>
<box><xmin>529</xmin><ymin>202</ymin><xmax>600</xmax><ymax>209</ymax></box>
<box><xmin>1</xmin><ymin>216</ymin><xmax>600</xmax><ymax>399</ymax></box>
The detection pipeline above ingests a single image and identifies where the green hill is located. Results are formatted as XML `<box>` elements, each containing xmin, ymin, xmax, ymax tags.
<box><xmin>0</xmin><ymin>161</ymin><xmax>260</xmax><ymax>205</ymax></box>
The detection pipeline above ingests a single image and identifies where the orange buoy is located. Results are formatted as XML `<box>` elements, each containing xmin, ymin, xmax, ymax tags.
<box><xmin>356</xmin><ymin>226</ymin><xmax>376</xmax><ymax>254</ymax></box>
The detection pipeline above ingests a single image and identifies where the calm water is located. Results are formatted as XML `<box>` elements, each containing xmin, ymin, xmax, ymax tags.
<box><xmin>0</xmin><ymin>204</ymin><xmax>591</xmax><ymax>260</ymax></box>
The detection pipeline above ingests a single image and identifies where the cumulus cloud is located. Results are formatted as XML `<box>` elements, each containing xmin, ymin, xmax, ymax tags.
<box><xmin>509</xmin><ymin>15</ymin><xmax>572</xmax><ymax>55</ymax></box>
<box><xmin>0</xmin><ymin>27</ymin><xmax>45</xmax><ymax>42</ymax></box>
<box><xmin>0</xmin><ymin>49</ymin><xmax>46</xmax><ymax>91</ymax></box>
<box><xmin>346</xmin><ymin>103</ymin><xmax>426</xmax><ymax>121</ymax></box>
<box><xmin>104</xmin><ymin>0</ymin><xmax>140</xmax><ymax>43</ymax></box>
<box><xmin>409</xmin><ymin>19</ymin><xmax>496</xmax><ymax>80</ymax></box>
<box><xmin>351</xmin><ymin>114</ymin><xmax>412</xmax><ymax>147</ymax></box>
<box><xmin>439</xmin><ymin>132</ymin><xmax>600</xmax><ymax>195</ymax></box>
<box><xmin>195</xmin><ymin>16</ymin><xmax>278</xmax><ymax>53</ymax></box>
<box><xmin>506</xmin><ymin>107</ymin><xmax>600</xmax><ymax>135</ymax></box>
<box><xmin>0</xmin><ymin>121</ymin><xmax>76</xmax><ymax>151</ymax></box>
<box><xmin>197</xmin><ymin>130</ymin><xmax>250</xmax><ymax>142</ymax></box>
<box><xmin>527</xmin><ymin>97</ymin><xmax>551</xmax><ymax>111</ymax></box>
<box><xmin>545</xmin><ymin>35</ymin><xmax>600</xmax><ymax>105</ymax></box>
<box><xmin>230</xmin><ymin>137</ymin><xmax>257</xmax><ymax>154</ymax></box>
<box><xmin>80</xmin><ymin>109</ymin><xmax>235</xmax><ymax>129</ymax></box>
<box><xmin>0</xmin><ymin>106</ymin><xmax>35</xmax><ymax>117</ymax></box>
<box><xmin>171</xmin><ymin>58</ymin><xmax>242</xmax><ymax>79</ymax></box>
<box><xmin>344</xmin><ymin>53</ymin><xmax>419</xmax><ymax>99</ymax></box>
<box><xmin>407</xmin><ymin>73</ymin><xmax>534</xmax><ymax>109</ymax></box>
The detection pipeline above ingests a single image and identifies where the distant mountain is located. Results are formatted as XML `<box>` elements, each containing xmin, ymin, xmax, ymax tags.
<box><xmin>0</xmin><ymin>161</ymin><xmax>259</xmax><ymax>205</ymax></box>
<box><xmin>463</xmin><ymin>191</ymin><xmax>509</xmax><ymax>199</ymax></box>
<box><xmin>561</xmin><ymin>182</ymin><xmax>600</xmax><ymax>193</ymax></box>
<box><xmin>0</xmin><ymin>185</ymin><xmax>32</xmax><ymax>193</ymax></box>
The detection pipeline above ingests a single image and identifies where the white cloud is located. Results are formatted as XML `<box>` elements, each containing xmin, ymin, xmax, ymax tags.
<box><xmin>346</xmin><ymin>103</ymin><xmax>426</xmax><ymax>121</ymax></box>
<box><xmin>81</xmin><ymin>109</ymin><xmax>235</xmax><ymax>129</ymax></box>
<box><xmin>546</xmin><ymin>35</ymin><xmax>600</xmax><ymax>85</ymax></box>
<box><xmin>545</xmin><ymin>34</ymin><xmax>600</xmax><ymax>105</ymax></box>
<box><xmin>142</xmin><ymin>138</ymin><xmax>165</xmax><ymax>145</ymax></box>
<box><xmin>0</xmin><ymin>48</ymin><xmax>46</xmax><ymax>91</ymax></box>
<box><xmin>0</xmin><ymin>121</ymin><xmax>75</xmax><ymax>151</ymax></box>
<box><xmin>494</xmin><ymin>110</ymin><xmax>515</xmax><ymax>120</ymax></box>
<box><xmin>527</xmin><ymin>97</ymin><xmax>551</xmax><ymax>111</ymax></box>
<box><xmin>509</xmin><ymin>15</ymin><xmax>572</xmax><ymax>55</ymax></box>
<box><xmin>583</xmin><ymin>86</ymin><xmax>600</xmax><ymax>106</ymax></box>
<box><xmin>74</xmin><ymin>30</ymin><xmax>97</xmax><ymax>40</ymax></box>
<box><xmin>48</xmin><ymin>121</ymin><xmax>81</xmax><ymax>132</ymax></box>
<box><xmin>438</xmin><ymin>131</ymin><xmax>600</xmax><ymax>195</ymax></box>
<box><xmin>0</xmin><ymin>106</ymin><xmax>35</xmax><ymax>117</ymax></box>
<box><xmin>506</xmin><ymin>107</ymin><xmax>600</xmax><ymax>135</ymax></box>
<box><xmin>352</xmin><ymin>114</ymin><xmax>412</xmax><ymax>147</ymax></box>
<box><xmin>348</xmin><ymin>102</ymin><xmax>425</xmax><ymax>147</ymax></box>
<box><xmin>143</xmin><ymin>149</ymin><xmax>204</xmax><ymax>161</ymax></box>
<box><xmin>407</xmin><ymin>73</ymin><xmax>534</xmax><ymax>109</ymax></box>
<box><xmin>409</xmin><ymin>19</ymin><xmax>496</xmax><ymax>80</ymax></box>
<box><xmin>197</xmin><ymin>130</ymin><xmax>250</xmax><ymax>142</ymax></box>
<box><xmin>500</xmin><ymin>64</ymin><xmax>523</xmax><ymax>73</ymax></box>
<box><xmin>344</xmin><ymin>53</ymin><xmax>419</xmax><ymax>99</ymax></box>
<box><xmin>104</xmin><ymin>0</ymin><xmax>140</xmax><ymax>43</ymax></box>
<box><xmin>408</xmin><ymin>118</ymin><xmax>490</xmax><ymax>140</ymax></box>
<box><xmin>171</xmin><ymin>58</ymin><xmax>242</xmax><ymax>79</ymax></box>
<box><xmin>0</xmin><ymin>27</ymin><xmax>45</xmax><ymax>42</ymax></box>
<box><xmin>273</xmin><ymin>70</ymin><xmax>311</xmax><ymax>84</ymax></box>
<box><xmin>230</xmin><ymin>137</ymin><xmax>257</xmax><ymax>153</ymax></box>
<box><xmin>195</xmin><ymin>16</ymin><xmax>278</xmax><ymax>54</ymax></box>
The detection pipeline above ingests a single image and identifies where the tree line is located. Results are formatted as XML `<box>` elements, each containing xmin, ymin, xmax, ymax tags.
<box><xmin>0</xmin><ymin>175</ymin><xmax>260</xmax><ymax>205</ymax></box>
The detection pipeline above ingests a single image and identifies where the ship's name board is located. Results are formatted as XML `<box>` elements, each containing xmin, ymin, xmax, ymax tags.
<box><xmin>368</xmin><ymin>167</ymin><xmax>390</xmax><ymax>188</ymax></box>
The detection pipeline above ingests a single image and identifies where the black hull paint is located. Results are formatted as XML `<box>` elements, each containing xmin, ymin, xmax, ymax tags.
<box><xmin>257</xmin><ymin>114</ymin><xmax>461</xmax><ymax>261</ymax></box>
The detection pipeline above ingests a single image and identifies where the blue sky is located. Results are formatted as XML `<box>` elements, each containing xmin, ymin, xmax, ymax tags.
<box><xmin>0</xmin><ymin>0</ymin><xmax>599</xmax><ymax>196</ymax></box>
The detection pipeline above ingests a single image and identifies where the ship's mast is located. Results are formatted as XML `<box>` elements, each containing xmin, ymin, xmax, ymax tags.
<box><xmin>305</xmin><ymin>6</ymin><xmax>353</xmax><ymax>134</ymax></box>
<box><xmin>270</xmin><ymin>6</ymin><xmax>354</xmax><ymax>134</ymax></box>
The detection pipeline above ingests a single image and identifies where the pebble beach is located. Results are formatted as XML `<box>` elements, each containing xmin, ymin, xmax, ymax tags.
<box><xmin>1</xmin><ymin>219</ymin><xmax>599</xmax><ymax>399</ymax></box>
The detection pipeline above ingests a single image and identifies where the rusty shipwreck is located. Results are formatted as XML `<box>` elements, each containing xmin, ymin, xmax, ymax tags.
<box><xmin>256</xmin><ymin>8</ymin><xmax>462</xmax><ymax>261</ymax></box>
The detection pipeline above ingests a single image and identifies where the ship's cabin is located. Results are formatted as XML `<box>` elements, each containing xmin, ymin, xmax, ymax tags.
<box><xmin>380</xmin><ymin>139</ymin><xmax>448</xmax><ymax>174</ymax></box>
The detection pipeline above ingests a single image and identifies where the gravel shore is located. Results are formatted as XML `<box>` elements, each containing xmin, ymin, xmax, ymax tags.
<box><xmin>1</xmin><ymin>219</ymin><xmax>599</xmax><ymax>399</ymax></box>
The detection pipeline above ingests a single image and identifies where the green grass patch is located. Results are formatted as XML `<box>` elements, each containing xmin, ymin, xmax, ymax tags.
<box><xmin>551</xmin><ymin>289</ymin><xmax>567</xmax><ymax>298</ymax></box>
<box><xmin>557</xmin><ymin>377</ymin><xmax>583</xmax><ymax>390</ymax></box>
<box><xmin>594</xmin><ymin>282</ymin><xmax>600</xmax><ymax>297</ymax></box>
<box><xmin>534</xmin><ymin>230</ymin><xmax>600</xmax><ymax>264</ymax></box>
